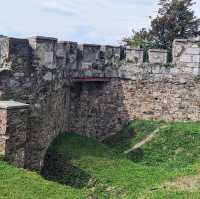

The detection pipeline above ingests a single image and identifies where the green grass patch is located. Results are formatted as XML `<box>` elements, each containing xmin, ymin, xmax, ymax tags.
<box><xmin>1</xmin><ymin>120</ymin><xmax>200</xmax><ymax>198</ymax></box>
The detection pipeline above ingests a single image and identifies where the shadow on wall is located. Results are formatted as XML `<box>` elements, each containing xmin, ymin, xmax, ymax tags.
<box><xmin>0</xmin><ymin>67</ymin><xmax>132</xmax><ymax>171</ymax></box>
<box><xmin>0</xmin><ymin>71</ymin><xmax>13</xmax><ymax>100</ymax></box>
<box><xmin>69</xmin><ymin>78</ymin><xmax>132</xmax><ymax>139</ymax></box>
<box><xmin>39</xmin><ymin>79</ymin><xmax>134</xmax><ymax>188</ymax></box>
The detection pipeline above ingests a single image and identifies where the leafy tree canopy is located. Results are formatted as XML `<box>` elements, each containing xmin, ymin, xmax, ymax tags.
<box><xmin>123</xmin><ymin>0</ymin><xmax>200</xmax><ymax>51</ymax></box>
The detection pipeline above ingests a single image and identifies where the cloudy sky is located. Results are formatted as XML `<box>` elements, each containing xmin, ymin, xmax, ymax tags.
<box><xmin>0</xmin><ymin>0</ymin><xmax>199</xmax><ymax>44</ymax></box>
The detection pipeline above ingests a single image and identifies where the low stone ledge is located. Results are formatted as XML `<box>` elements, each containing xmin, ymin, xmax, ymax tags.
<box><xmin>0</xmin><ymin>101</ymin><xmax>29</xmax><ymax>110</ymax></box>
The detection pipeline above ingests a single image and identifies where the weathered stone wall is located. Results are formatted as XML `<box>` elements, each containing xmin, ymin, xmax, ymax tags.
<box><xmin>70</xmin><ymin>79</ymin><xmax>131</xmax><ymax>139</ymax></box>
<box><xmin>0</xmin><ymin>37</ymin><xmax>72</xmax><ymax>170</ymax></box>
<box><xmin>173</xmin><ymin>38</ymin><xmax>200</xmax><ymax>74</ymax></box>
<box><xmin>0</xmin><ymin>35</ymin><xmax>200</xmax><ymax>170</ymax></box>
<box><xmin>67</xmin><ymin>37</ymin><xmax>200</xmax><ymax>139</ymax></box>
<box><xmin>119</xmin><ymin>76</ymin><xmax>200</xmax><ymax>121</ymax></box>
<box><xmin>0</xmin><ymin>101</ymin><xmax>29</xmax><ymax>168</ymax></box>
<box><xmin>69</xmin><ymin>74</ymin><xmax>200</xmax><ymax>139</ymax></box>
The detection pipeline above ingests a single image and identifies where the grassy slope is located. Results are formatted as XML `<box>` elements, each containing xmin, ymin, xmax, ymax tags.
<box><xmin>1</xmin><ymin>120</ymin><xmax>200</xmax><ymax>198</ymax></box>
<box><xmin>0</xmin><ymin>159</ymin><xmax>86</xmax><ymax>199</ymax></box>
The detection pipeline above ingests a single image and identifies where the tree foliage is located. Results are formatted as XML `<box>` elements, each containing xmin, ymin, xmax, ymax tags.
<box><xmin>123</xmin><ymin>28</ymin><xmax>152</xmax><ymax>48</ymax></box>
<box><xmin>123</xmin><ymin>0</ymin><xmax>200</xmax><ymax>51</ymax></box>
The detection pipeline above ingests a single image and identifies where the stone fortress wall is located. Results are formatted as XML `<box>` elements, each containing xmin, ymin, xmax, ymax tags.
<box><xmin>0</xmin><ymin>36</ymin><xmax>199</xmax><ymax>170</ymax></box>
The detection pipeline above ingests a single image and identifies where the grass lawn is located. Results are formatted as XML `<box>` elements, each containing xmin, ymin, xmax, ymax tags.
<box><xmin>1</xmin><ymin>120</ymin><xmax>200</xmax><ymax>198</ymax></box>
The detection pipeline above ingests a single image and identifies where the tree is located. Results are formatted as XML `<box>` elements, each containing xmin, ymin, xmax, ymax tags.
<box><xmin>124</xmin><ymin>0</ymin><xmax>200</xmax><ymax>51</ymax></box>
<box><xmin>151</xmin><ymin>0</ymin><xmax>200</xmax><ymax>49</ymax></box>
<box><xmin>123</xmin><ymin>28</ymin><xmax>154</xmax><ymax>61</ymax></box>
<box><xmin>123</xmin><ymin>28</ymin><xmax>153</xmax><ymax>48</ymax></box>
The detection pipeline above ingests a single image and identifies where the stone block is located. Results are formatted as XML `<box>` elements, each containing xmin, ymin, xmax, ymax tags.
<box><xmin>56</xmin><ymin>42</ymin><xmax>67</xmax><ymax>58</ymax></box>
<box><xmin>103</xmin><ymin>45</ymin><xmax>121</xmax><ymax>61</ymax></box>
<box><xmin>182</xmin><ymin>66</ymin><xmax>193</xmax><ymax>73</ymax></box>
<box><xmin>0</xmin><ymin>138</ymin><xmax>6</xmax><ymax>155</ymax></box>
<box><xmin>113</xmin><ymin>46</ymin><xmax>121</xmax><ymax>59</ymax></box>
<box><xmin>103</xmin><ymin>45</ymin><xmax>113</xmax><ymax>60</ymax></box>
<box><xmin>0</xmin><ymin>38</ymin><xmax>9</xmax><ymax>66</ymax></box>
<box><xmin>186</xmin><ymin>62</ymin><xmax>199</xmax><ymax>68</ymax></box>
<box><xmin>192</xmin><ymin>55</ymin><xmax>200</xmax><ymax>63</ymax></box>
<box><xmin>66</xmin><ymin>41</ymin><xmax>78</xmax><ymax>70</ymax></box>
<box><xmin>180</xmin><ymin>54</ymin><xmax>193</xmax><ymax>63</ymax></box>
<box><xmin>81</xmin><ymin>44</ymin><xmax>101</xmax><ymax>63</ymax></box>
<box><xmin>9</xmin><ymin>38</ymin><xmax>30</xmax><ymax>59</ymax></box>
<box><xmin>148</xmin><ymin>49</ymin><xmax>168</xmax><ymax>64</ymax></box>
<box><xmin>152</xmin><ymin>65</ymin><xmax>160</xmax><ymax>74</ymax></box>
<box><xmin>0</xmin><ymin>135</ymin><xmax>9</xmax><ymax>156</ymax></box>
<box><xmin>28</xmin><ymin>36</ymin><xmax>58</xmax><ymax>70</ymax></box>
<box><xmin>43</xmin><ymin>72</ymin><xmax>53</xmax><ymax>81</ymax></box>
<box><xmin>170</xmin><ymin>67</ymin><xmax>178</xmax><ymax>74</ymax></box>
<box><xmin>192</xmin><ymin>67</ymin><xmax>200</xmax><ymax>76</ymax></box>
<box><xmin>185</xmin><ymin>47</ymin><xmax>200</xmax><ymax>55</ymax></box>
<box><xmin>0</xmin><ymin>38</ymin><xmax>31</xmax><ymax>74</ymax></box>
<box><xmin>126</xmin><ymin>47</ymin><xmax>144</xmax><ymax>64</ymax></box>
<box><xmin>173</xmin><ymin>38</ymin><xmax>200</xmax><ymax>66</ymax></box>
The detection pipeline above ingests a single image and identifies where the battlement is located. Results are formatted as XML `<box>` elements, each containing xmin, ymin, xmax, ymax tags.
<box><xmin>0</xmin><ymin>36</ymin><xmax>199</xmax><ymax>80</ymax></box>
<box><xmin>173</xmin><ymin>38</ymin><xmax>200</xmax><ymax>74</ymax></box>
<box><xmin>148</xmin><ymin>49</ymin><xmax>168</xmax><ymax>64</ymax></box>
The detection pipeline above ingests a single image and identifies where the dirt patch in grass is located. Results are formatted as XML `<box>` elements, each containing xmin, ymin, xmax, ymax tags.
<box><xmin>163</xmin><ymin>174</ymin><xmax>200</xmax><ymax>192</ymax></box>
<box><xmin>124</xmin><ymin>125</ymin><xmax>167</xmax><ymax>154</ymax></box>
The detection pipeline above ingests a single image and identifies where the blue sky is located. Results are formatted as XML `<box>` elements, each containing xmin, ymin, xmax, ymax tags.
<box><xmin>0</xmin><ymin>0</ymin><xmax>199</xmax><ymax>44</ymax></box>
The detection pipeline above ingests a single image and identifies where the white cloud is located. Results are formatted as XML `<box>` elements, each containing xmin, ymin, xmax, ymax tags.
<box><xmin>194</xmin><ymin>1</ymin><xmax>200</xmax><ymax>17</ymax></box>
<box><xmin>0</xmin><ymin>0</ymin><xmax>199</xmax><ymax>45</ymax></box>
<box><xmin>42</xmin><ymin>0</ymin><xmax>78</xmax><ymax>16</ymax></box>
<box><xmin>40</xmin><ymin>0</ymin><xmax>157</xmax><ymax>44</ymax></box>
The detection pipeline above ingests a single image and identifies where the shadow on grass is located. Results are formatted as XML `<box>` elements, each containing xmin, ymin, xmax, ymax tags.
<box><xmin>103</xmin><ymin>121</ymin><xmax>136</xmax><ymax>153</ymax></box>
<box><xmin>40</xmin><ymin>131</ymin><xmax>113</xmax><ymax>189</ymax></box>
<box><xmin>103</xmin><ymin>126</ymin><xmax>146</xmax><ymax>163</ymax></box>
<box><xmin>0</xmin><ymin>156</ymin><xmax>5</xmax><ymax>161</ymax></box>
<box><xmin>41</xmin><ymin>150</ymin><xmax>91</xmax><ymax>189</ymax></box>
<box><xmin>126</xmin><ymin>149</ymin><xmax>144</xmax><ymax>162</ymax></box>
<box><xmin>103</xmin><ymin>120</ymin><xmax>166</xmax><ymax>163</ymax></box>
<box><xmin>40</xmin><ymin>122</ymin><xmax>142</xmax><ymax>189</ymax></box>
<box><xmin>40</xmin><ymin>120</ymin><xmax>167</xmax><ymax>189</ymax></box>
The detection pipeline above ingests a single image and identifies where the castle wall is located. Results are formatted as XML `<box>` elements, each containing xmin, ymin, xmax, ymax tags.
<box><xmin>0</xmin><ymin>37</ymin><xmax>72</xmax><ymax>170</ymax></box>
<box><xmin>69</xmin><ymin>75</ymin><xmax>200</xmax><ymax>139</ymax></box>
<box><xmin>120</xmin><ymin>77</ymin><xmax>200</xmax><ymax>121</ymax></box>
<box><xmin>0</xmin><ymin>36</ymin><xmax>200</xmax><ymax>170</ymax></box>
